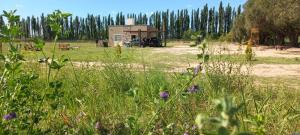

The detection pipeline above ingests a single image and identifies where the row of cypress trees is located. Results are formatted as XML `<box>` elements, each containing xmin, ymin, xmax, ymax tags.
<box><xmin>0</xmin><ymin>2</ymin><xmax>242</xmax><ymax>41</ymax></box>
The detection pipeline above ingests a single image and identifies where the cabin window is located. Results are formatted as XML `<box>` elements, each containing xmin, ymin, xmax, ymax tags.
<box><xmin>114</xmin><ymin>34</ymin><xmax>122</xmax><ymax>41</ymax></box>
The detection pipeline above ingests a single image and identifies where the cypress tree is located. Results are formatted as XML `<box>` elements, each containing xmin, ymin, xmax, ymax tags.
<box><xmin>214</xmin><ymin>11</ymin><xmax>219</xmax><ymax>35</ymax></box>
<box><xmin>218</xmin><ymin>1</ymin><xmax>225</xmax><ymax>35</ymax></box>
<box><xmin>170</xmin><ymin>11</ymin><xmax>175</xmax><ymax>38</ymax></box>
<box><xmin>208</xmin><ymin>8</ymin><xmax>214</xmax><ymax>34</ymax></box>
<box><xmin>237</xmin><ymin>5</ymin><xmax>242</xmax><ymax>16</ymax></box>
<box><xmin>0</xmin><ymin>16</ymin><xmax>4</xmax><ymax>27</ymax></box>
<box><xmin>225</xmin><ymin>4</ymin><xmax>232</xmax><ymax>33</ymax></box>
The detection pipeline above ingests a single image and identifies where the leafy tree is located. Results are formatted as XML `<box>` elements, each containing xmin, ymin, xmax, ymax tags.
<box><xmin>232</xmin><ymin>14</ymin><xmax>248</xmax><ymax>43</ymax></box>
<box><xmin>241</xmin><ymin>0</ymin><xmax>300</xmax><ymax>46</ymax></box>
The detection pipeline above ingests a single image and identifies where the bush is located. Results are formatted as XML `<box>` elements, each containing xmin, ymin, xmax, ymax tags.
<box><xmin>245</xmin><ymin>40</ymin><xmax>254</xmax><ymax>61</ymax></box>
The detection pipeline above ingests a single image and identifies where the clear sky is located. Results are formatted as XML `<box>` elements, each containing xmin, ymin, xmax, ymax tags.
<box><xmin>0</xmin><ymin>0</ymin><xmax>246</xmax><ymax>17</ymax></box>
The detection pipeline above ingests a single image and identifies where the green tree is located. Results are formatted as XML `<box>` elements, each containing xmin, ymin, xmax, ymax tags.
<box><xmin>242</xmin><ymin>0</ymin><xmax>300</xmax><ymax>46</ymax></box>
<box><xmin>225</xmin><ymin>4</ymin><xmax>232</xmax><ymax>33</ymax></box>
<box><xmin>200</xmin><ymin>4</ymin><xmax>208</xmax><ymax>35</ymax></box>
<box><xmin>232</xmin><ymin>14</ymin><xmax>247</xmax><ymax>43</ymax></box>
<box><xmin>208</xmin><ymin>8</ymin><xmax>215</xmax><ymax>35</ymax></box>
<box><xmin>218</xmin><ymin>1</ymin><xmax>225</xmax><ymax>35</ymax></box>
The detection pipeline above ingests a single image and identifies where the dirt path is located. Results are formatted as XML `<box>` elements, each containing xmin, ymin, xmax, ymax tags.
<box><xmin>153</xmin><ymin>43</ymin><xmax>300</xmax><ymax>58</ymax></box>
<box><xmin>251</xmin><ymin>64</ymin><xmax>300</xmax><ymax>77</ymax></box>
<box><xmin>73</xmin><ymin>61</ymin><xmax>300</xmax><ymax>77</ymax></box>
<box><xmin>71</xmin><ymin>43</ymin><xmax>300</xmax><ymax>77</ymax></box>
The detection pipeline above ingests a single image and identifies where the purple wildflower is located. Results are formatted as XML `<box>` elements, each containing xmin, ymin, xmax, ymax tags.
<box><xmin>95</xmin><ymin>121</ymin><xmax>101</xmax><ymax>130</ymax></box>
<box><xmin>191</xmin><ymin>125</ymin><xmax>197</xmax><ymax>130</ymax></box>
<box><xmin>194</xmin><ymin>64</ymin><xmax>202</xmax><ymax>76</ymax></box>
<box><xmin>3</xmin><ymin>112</ymin><xmax>17</xmax><ymax>120</ymax></box>
<box><xmin>183</xmin><ymin>132</ymin><xmax>189</xmax><ymax>135</ymax></box>
<box><xmin>188</xmin><ymin>85</ymin><xmax>199</xmax><ymax>93</ymax></box>
<box><xmin>160</xmin><ymin>91</ymin><xmax>169</xmax><ymax>100</ymax></box>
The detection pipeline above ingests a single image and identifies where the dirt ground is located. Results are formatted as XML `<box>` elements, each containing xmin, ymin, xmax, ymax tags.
<box><xmin>143</xmin><ymin>43</ymin><xmax>300</xmax><ymax>77</ymax></box>
<box><xmin>251</xmin><ymin>64</ymin><xmax>300</xmax><ymax>77</ymax></box>
<box><xmin>68</xmin><ymin>42</ymin><xmax>300</xmax><ymax>77</ymax></box>
<box><xmin>154</xmin><ymin>42</ymin><xmax>300</xmax><ymax>58</ymax></box>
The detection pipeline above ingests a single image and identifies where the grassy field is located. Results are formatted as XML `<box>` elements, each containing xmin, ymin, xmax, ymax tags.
<box><xmin>1</xmin><ymin>41</ymin><xmax>299</xmax><ymax>134</ymax></box>
<box><xmin>2</xmin><ymin>41</ymin><xmax>300</xmax><ymax>65</ymax></box>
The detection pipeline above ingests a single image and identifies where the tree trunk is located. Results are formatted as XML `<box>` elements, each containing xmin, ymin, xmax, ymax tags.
<box><xmin>289</xmin><ymin>34</ymin><xmax>298</xmax><ymax>47</ymax></box>
<box><xmin>277</xmin><ymin>34</ymin><xmax>285</xmax><ymax>45</ymax></box>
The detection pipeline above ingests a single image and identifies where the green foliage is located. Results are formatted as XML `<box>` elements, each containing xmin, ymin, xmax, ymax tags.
<box><xmin>195</xmin><ymin>97</ymin><xmax>244</xmax><ymax>135</ymax></box>
<box><xmin>0</xmin><ymin>10</ymin><xmax>71</xmax><ymax>134</ymax></box>
<box><xmin>197</xmin><ymin>39</ymin><xmax>210</xmax><ymax>63</ymax></box>
<box><xmin>232</xmin><ymin>14</ymin><xmax>248</xmax><ymax>43</ymax></box>
<box><xmin>183</xmin><ymin>29</ymin><xmax>201</xmax><ymax>40</ymax></box>
<box><xmin>101</xmin><ymin>63</ymin><xmax>135</xmax><ymax>93</ymax></box>
<box><xmin>218</xmin><ymin>33</ymin><xmax>233</xmax><ymax>42</ymax></box>
<box><xmin>237</xmin><ymin>0</ymin><xmax>300</xmax><ymax>46</ymax></box>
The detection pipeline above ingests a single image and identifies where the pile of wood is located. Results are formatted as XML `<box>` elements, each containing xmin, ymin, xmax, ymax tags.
<box><xmin>24</xmin><ymin>42</ymin><xmax>41</xmax><ymax>51</ymax></box>
<box><xmin>275</xmin><ymin>45</ymin><xmax>290</xmax><ymax>50</ymax></box>
<box><xmin>96</xmin><ymin>40</ymin><xmax>108</xmax><ymax>47</ymax></box>
<box><xmin>59</xmin><ymin>44</ymin><xmax>71</xmax><ymax>51</ymax></box>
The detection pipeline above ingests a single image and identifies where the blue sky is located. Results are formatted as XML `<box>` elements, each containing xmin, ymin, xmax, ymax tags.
<box><xmin>0</xmin><ymin>0</ymin><xmax>246</xmax><ymax>17</ymax></box>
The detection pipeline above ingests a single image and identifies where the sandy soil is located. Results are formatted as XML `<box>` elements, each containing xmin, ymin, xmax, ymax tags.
<box><xmin>251</xmin><ymin>64</ymin><xmax>300</xmax><ymax>77</ymax></box>
<box><xmin>73</xmin><ymin>43</ymin><xmax>300</xmax><ymax>77</ymax></box>
<box><xmin>73</xmin><ymin>61</ymin><xmax>300</xmax><ymax>77</ymax></box>
<box><xmin>153</xmin><ymin>43</ymin><xmax>300</xmax><ymax>58</ymax></box>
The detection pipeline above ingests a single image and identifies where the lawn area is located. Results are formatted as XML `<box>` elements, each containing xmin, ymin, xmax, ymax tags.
<box><xmin>2</xmin><ymin>41</ymin><xmax>300</xmax><ymax>66</ymax></box>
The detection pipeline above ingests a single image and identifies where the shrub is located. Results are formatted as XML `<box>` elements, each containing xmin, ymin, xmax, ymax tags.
<box><xmin>245</xmin><ymin>40</ymin><xmax>254</xmax><ymax>61</ymax></box>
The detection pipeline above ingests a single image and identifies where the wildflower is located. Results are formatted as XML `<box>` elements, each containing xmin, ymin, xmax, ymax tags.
<box><xmin>95</xmin><ymin>121</ymin><xmax>101</xmax><ymax>130</ymax></box>
<box><xmin>160</xmin><ymin>91</ymin><xmax>169</xmax><ymax>100</ymax></box>
<box><xmin>194</xmin><ymin>64</ymin><xmax>202</xmax><ymax>76</ymax></box>
<box><xmin>3</xmin><ymin>112</ymin><xmax>17</xmax><ymax>120</ymax></box>
<box><xmin>183</xmin><ymin>132</ymin><xmax>189</xmax><ymax>135</ymax></box>
<box><xmin>188</xmin><ymin>85</ymin><xmax>199</xmax><ymax>93</ymax></box>
<box><xmin>191</xmin><ymin>125</ymin><xmax>197</xmax><ymax>130</ymax></box>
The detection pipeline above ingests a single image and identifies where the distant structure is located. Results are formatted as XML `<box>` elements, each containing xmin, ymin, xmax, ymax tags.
<box><xmin>108</xmin><ymin>18</ymin><xmax>159</xmax><ymax>46</ymax></box>
<box><xmin>126</xmin><ymin>18</ymin><xmax>135</xmax><ymax>25</ymax></box>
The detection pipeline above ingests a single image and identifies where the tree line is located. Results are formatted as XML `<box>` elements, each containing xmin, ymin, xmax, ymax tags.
<box><xmin>0</xmin><ymin>2</ymin><xmax>241</xmax><ymax>41</ymax></box>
